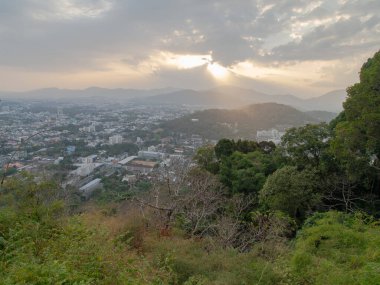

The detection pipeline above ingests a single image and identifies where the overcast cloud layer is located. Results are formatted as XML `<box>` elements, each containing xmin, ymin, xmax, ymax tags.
<box><xmin>0</xmin><ymin>0</ymin><xmax>379</xmax><ymax>96</ymax></box>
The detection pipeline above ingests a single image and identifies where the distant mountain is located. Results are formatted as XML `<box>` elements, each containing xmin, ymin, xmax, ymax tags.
<box><xmin>132</xmin><ymin>88</ymin><xmax>263</xmax><ymax>108</ymax></box>
<box><xmin>0</xmin><ymin>86</ymin><xmax>346</xmax><ymax>112</ymax></box>
<box><xmin>135</xmin><ymin>86</ymin><xmax>346</xmax><ymax>112</ymax></box>
<box><xmin>162</xmin><ymin>103</ymin><xmax>322</xmax><ymax>140</ymax></box>
<box><xmin>305</xmin><ymin>110</ymin><xmax>338</xmax><ymax>122</ymax></box>
<box><xmin>0</xmin><ymin>87</ymin><xmax>179</xmax><ymax>104</ymax></box>
<box><xmin>304</xmin><ymin>90</ymin><xmax>347</xmax><ymax>112</ymax></box>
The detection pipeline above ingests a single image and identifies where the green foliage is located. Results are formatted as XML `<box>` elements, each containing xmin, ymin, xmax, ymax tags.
<box><xmin>324</xmin><ymin>51</ymin><xmax>380</xmax><ymax>214</ymax></box>
<box><xmin>0</xmin><ymin>177</ymin><xmax>174</xmax><ymax>284</ymax></box>
<box><xmin>331</xmin><ymin>50</ymin><xmax>380</xmax><ymax>182</ymax></box>
<box><xmin>219</xmin><ymin>151</ymin><xmax>277</xmax><ymax>195</ymax></box>
<box><xmin>258</xmin><ymin>141</ymin><xmax>276</xmax><ymax>154</ymax></box>
<box><xmin>235</xmin><ymin>139</ymin><xmax>259</xmax><ymax>154</ymax></box>
<box><xmin>100</xmin><ymin>142</ymin><xmax>139</xmax><ymax>156</ymax></box>
<box><xmin>0</xmin><ymin>167</ymin><xmax>17</xmax><ymax>178</ymax></box>
<box><xmin>259</xmin><ymin>166</ymin><xmax>322</xmax><ymax>220</ymax></box>
<box><xmin>193</xmin><ymin>145</ymin><xmax>219</xmax><ymax>174</ymax></box>
<box><xmin>291</xmin><ymin>211</ymin><xmax>380</xmax><ymax>285</ymax></box>
<box><xmin>215</xmin><ymin>138</ymin><xmax>236</xmax><ymax>159</ymax></box>
<box><xmin>146</xmin><ymin>236</ymin><xmax>285</xmax><ymax>285</ymax></box>
<box><xmin>215</xmin><ymin>139</ymin><xmax>262</xmax><ymax>160</ymax></box>
<box><xmin>280</xmin><ymin>123</ymin><xmax>331</xmax><ymax>169</ymax></box>
<box><xmin>93</xmin><ymin>175</ymin><xmax>131</xmax><ymax>203</ymax></box>
<box><xmin>162</xmin><ymin>103</ymin><xmax>320</xmax><ymax>140</ymax></box>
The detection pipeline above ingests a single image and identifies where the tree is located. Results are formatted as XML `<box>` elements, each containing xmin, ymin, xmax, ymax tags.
<box><xmin>330</xmin><ymin>50</ymin><xmax>380</xmax><ymax>207</ymax></box>
<box><xmin>214</xmin><ymin>139</ymin><xmax>236</xmax><ymax>159</ymax></box>
<box><xmin>219</xmin><ymin>151</ymin><xmax>277</xmax><ymax>195</ymax></box>
<box><xmin>280</xmin><ymin>123</ymin><xmax>331</xmax><ymax>169</ymax></box>
<box><xmin>193</xmin><ymin>144</ymin><xmax>219</xmax><ymax>174</ymax></box>
<box><xmin>235</xmin><ymin>139</ymin><xmax>259</xmax><ymax>154</ymax></box>
<box><xmin>178</xmin><ymin>168</ymin><xmax>225</xmax><ymax>236</ymax></box>
<box><xmin>258</xmin><ymin>141</ymin><xmax>276</xmax><ymax>154</ymax></box>
<box><xmin>332</xmin><ymin>51</ymin><xmax>380</xmax><ymax>164</ymax></box>
<box><xmin>135</xmin><ymin>161</ymin><xmax>225</xmax><ymax>235</ymax></box>
<box><xmin>259</xmin><ymin>166</ymin><xmax>322</xmax><ymax>220</ymax></box>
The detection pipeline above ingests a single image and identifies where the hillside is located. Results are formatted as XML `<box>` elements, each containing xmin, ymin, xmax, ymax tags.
<box><xmin>162</xmin><ymin>103</ymin><xmax>320</xmax><ymax>140</ymax></box>
<box><xmin>304</xmin><ymin>110</ymin><xmax>338</xmax><ymax>122</ymax></box>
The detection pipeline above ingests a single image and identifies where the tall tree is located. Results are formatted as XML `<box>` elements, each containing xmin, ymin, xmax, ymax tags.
<box><xmin>214</xmin><ymin>139</ymin><xmax>236</xmax><ymax>159</ymax></box>
<box><xmin>280</xmin><ymin>123</ymin><xmax>331</xmax><ymax>169</ymax></box>
<box><xmin>330</xmin><ymin>50</ymin><xmax>380</xmax><ymax>196</ymax></box>
<box><xmin>219</xmin><ymin>151</ymin><xmax>277</xmax><ymax>195</ymax></box>
<box><xmin>259</xmin><ymin>166</ymin><xmax>322</xmax><ymax>220</ymax></box>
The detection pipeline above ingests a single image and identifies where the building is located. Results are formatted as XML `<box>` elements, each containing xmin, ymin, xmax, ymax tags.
<box><xmin>191</xmin><ymin>134</ymin><xmax>203</xmax><ymax>146</ymax></box>
<box><xmin>109</xmin><ymin>135</ymin><xmax>123</xmax><ymax>145</ymax></box>
<box><xmin>80</xmin><ymin>125</ymin><xmax>96</xmax><ymax>132</ymax></box>
<box><xmin>122</xmin><ymin>174</ymin><xmax>137</xmax><ymax>184</ymax></box>
<box><xmin>118</xmin><ymin>156</ymin><xmax>138</xmax><ymax>165</ymax></box>
<box><xmin>138</xmin><ymin>151</ymin><xmax>164</xmax><ymax>160</ymax></box>
<box><xmin>66</xmin><ymin>146</ymin><xmax>76</xmax><ymax>155</ymax></box>
<box><xmin>57</xmin><ymin>107</ymin><xmax>63</xmax><ymax>120</ymax></box>
<box><xmin>82</xmin><ymin>155</ymin><xmax>97</xmax><ymax>164</ymax></box>
<box><xmin>79</xmin><ymin>178</ymin><xmax>101</xmax><ymax>199</ymax></box>
<box><xmin>74</xmin><ymin>163</ymin><xmax>102</xmax><ymax>177</ymax></box>
<box><xmin>147</xmin><ymin>145</ymin><xmax>157</xmax><ymax>152</ymax></box>
<box><xmin>125</xmin><ymin>160</ymin><xmax>158</xmax><ymax>174</ymax></box>
<box><xmin>256</xmin><ymin>129</ymin><xmax>285</xmax><ymax>145</ymax></box>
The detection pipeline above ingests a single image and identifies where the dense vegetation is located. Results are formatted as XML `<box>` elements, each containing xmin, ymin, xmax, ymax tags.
<box><xmin>162</xmin><ymin>103</ymin><xmax>320</xmax><ymax>140</ymax></box>
<box><xmin>0</xmin><ymin>51</ymin><xmax>379</xmax><ymax>284</ymax></box>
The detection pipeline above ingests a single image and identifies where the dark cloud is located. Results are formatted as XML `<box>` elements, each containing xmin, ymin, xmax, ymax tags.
<box><xmin>272</xmin><ymin>16</ymin><xmax>380</xmax><ymax>61</ymax></box>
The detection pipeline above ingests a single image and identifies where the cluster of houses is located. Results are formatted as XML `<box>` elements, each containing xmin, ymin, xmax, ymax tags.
<box><xmin>69</xmin><ymin>149</ymin><xmax>186</xmax><ymax>199</ymax></box>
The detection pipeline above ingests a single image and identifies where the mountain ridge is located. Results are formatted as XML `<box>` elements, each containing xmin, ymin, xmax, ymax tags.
<box><xmin>0</xmin><ymin>86</ymin><xmax>346</xmax><ymax>112</ymax></box>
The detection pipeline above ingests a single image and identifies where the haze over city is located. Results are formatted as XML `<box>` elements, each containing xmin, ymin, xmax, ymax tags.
<box><xmin>1</xmin><ymin>0</ymin><xmax>380</xmax><ymax>97</ymax></box>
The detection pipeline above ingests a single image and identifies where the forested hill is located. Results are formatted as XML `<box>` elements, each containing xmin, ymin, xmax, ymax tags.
<box><xmin>162</xmin><ymin>102</ymin><xmax>331</xmax><ymax>139</ymax></box>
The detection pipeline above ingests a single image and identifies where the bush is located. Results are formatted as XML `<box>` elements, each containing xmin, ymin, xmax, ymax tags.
<box><xmin>290</xmin><ymin>211</ymin><xmax>380</xmax><ymax>285</ymax></box>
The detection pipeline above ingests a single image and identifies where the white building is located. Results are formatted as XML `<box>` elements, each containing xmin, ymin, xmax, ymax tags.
<box><xmin>109</xmin><ymin>135</ymin><xmax>123</xmax><ymax>145</ymax></box>
<box><xmin>80</xmin><ymin>125</ymin><xmax>96</xmax><ymax>132</ymax></box>
<box><xmin>118</xmin><ymin>156</ymin><xmax>138</xmax><ymax>165</ymax></box>
<box><xmin>74</xmin><ymin>163</ymin><xmax>102</xmax><ymax>177</ymax></box>
<box><xmin>82</xmin><ymin>155</ymin><xmax>97</xmax><ymax>164</ymax></box>
<box><xmin>147</xmin><ymin>145</ymin><xmax>157</xmax><ymax>152</ymax></box>
<box><xmin>122</xmin><ymin>174</ymin><xmax>137</xmax><ymax>184</ymax></box>
<box><xmin>256</xmin><ymin>129</ymin><xmax>285</xmax><ymax>145</ymax></box>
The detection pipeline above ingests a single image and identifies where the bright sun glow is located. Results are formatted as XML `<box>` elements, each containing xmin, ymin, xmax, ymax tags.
<box><xmin>161</xmin><ymin>52</ymin><xmax>229</xmax><ymax>80</ymax></box>
<box><xmin>207</xmin><ymin>62</ymin><xmax>229</xmax><ymax>79</ymax></box>
<box><xmin>164</xmin><ymin>53</ymin><xmax>211</xmax><ymax>69</ymax></box>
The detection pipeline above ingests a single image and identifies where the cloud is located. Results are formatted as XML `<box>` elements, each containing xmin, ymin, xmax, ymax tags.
<box><xmin>0</xmin><ymin>0</ymin><xmax>379</xmax><ymax>95</ymax></box>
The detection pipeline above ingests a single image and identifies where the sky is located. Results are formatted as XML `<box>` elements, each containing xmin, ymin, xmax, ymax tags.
<box><xmin>0</xmin><ymin>0</ymin><xmax>379</xmax><ymax>97</ymax></box>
